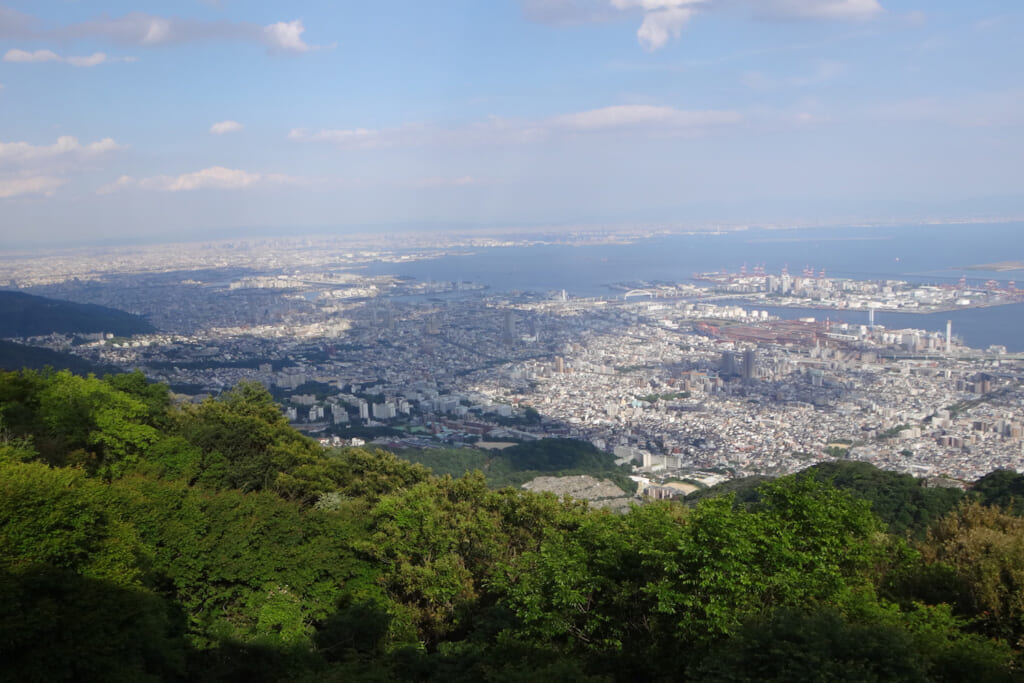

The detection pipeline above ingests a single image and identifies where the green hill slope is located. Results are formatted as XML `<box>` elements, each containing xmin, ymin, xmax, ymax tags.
<box><xmin>0</xmin><ymin>290</ymin><xmax>155</xmax><ymax>338</ymax></box>
<box><xmin>395</xmin><ymin>438</ymin><xmax>637</xmax><ymax>493</ymax></box>
<box><xmin>0</xmin><ymin>339</ymin><xmax>109</xmax><ymax>374</ymax></box>
<box><xmin>685</xmin><ymin>461</ymin><xmax>965</xmax><ymax>539</ymax></box>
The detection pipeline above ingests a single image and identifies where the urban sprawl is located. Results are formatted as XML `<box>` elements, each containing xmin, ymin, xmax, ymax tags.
<box><xmin>5</xmin><ymin>235</ymin><xmax>1024</xmax><ymax>497</ymax></box>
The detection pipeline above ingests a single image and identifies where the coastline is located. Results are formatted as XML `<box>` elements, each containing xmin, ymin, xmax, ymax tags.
<box><xmin>716</xmin><ymin>298</ymin><xmax>1024</xmax><ymax>315</ymax></box>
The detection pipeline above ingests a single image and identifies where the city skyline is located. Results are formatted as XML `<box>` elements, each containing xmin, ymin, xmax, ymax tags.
<box><xmin>1</xmin><ymin>0</ymin><xmax>1022</xmax><ymax>245</ymax></box>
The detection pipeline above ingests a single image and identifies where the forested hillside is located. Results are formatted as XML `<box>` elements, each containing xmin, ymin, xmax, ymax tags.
<box><xmin>396</xmin><ymin>438</ymin><xmax>636</xmax><ymax>493</ymax></box>
<box><xmin>0</xmin><ymin>339</ymin><xmax>110</xmax><ymax>374</ymax></box>
<box><xmin>3</xmin><ymin>368</ymin><xmax>1024</xmax><ymax>681</ymax></box>
<box><xmin>0</xmin><ymin>290</ymin><xmax>155</xmax><ymax>338</ymax></box>
<box><xmin>687</xmin><ymin>460</ymin><xmax>970</xmax><ymax>539</ymax></box>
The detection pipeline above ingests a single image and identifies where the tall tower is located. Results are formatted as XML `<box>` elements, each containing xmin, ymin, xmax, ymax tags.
<box><xmin>502</xmin><ymin>310</ymin><xmax>516</xmax><ymax>345</ymax></box>
<box><xmin>946</xmin><ymin>320</ymin><xmax>952</xmax><ymax>354</ymax></box>
<box><xmin>742</xmin><ymin>349</ymin><xmax>756</xmax><ymax>384</ymax></box>
<box><xmin>721</xmin><ymin>350</ymin><xmax>737</xmax><ymax>377</ymax></box>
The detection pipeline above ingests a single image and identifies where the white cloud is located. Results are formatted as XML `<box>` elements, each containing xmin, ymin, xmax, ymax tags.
<box><xmin>1</xmin><ymin>7</ymin><xmax>324</xmax><ymax>53</ymax></box>
<box><xmin>0</xmin><ymin>136</ymin><xmax>123</xmax><ymax>165</ymax></box>
<box><xmin>609</xmin><ymin>0</ymin><xmax>705</xmax><ymax>10</ymax></box>
<box><xmin>290</xmin><ymin>104</ymin><xmax>742</xmax><ymax>150</ymax></box>
<box><xmin>551</xmin><ymin>104</ymin><xmax>740</xmax><ymax>129</ymax></box>
<box><xmin>106</xmin><ymin>166</ymin><xmax>303</xmax><ymax>192</ymax></box>
<box><xmin>210</xmin><ymin>120</ymin><xmax>244</xmax><ymax>135</ymax></box>
<box><xmin>60</xmin><ymin>12</ymin><xmax>318</xmax><ymax>53</ymax></box>
<box><xmin>636</xmin><ymin>7</ymin><xmax>697</xmax><ymax>51</ymax></box>
<box><xmin>3</xmin><ymin>48</ymin><xmax>129</xmax><ymax>67</ymax></box>
<box><xmin>0</xmin><ymin>175</ymin><xmax>65</xmax><ymax>199</ymax></box>
<box><xmin>66</xmin><ymin>53</ymin><xmax>112</xmax><ymax>68</ymax></box>
<box><xmin>4</xmin><ymin>48</ymin><xmax>60</xmax><ymax>63</ymax></box>
<box><xmin>263</xmin><ymin>20</ymin><xmax>310</xmax><ymax>53</ymax></box>
<box><xmin>0</xmin><ymin>135</ymin><xmax>122</xmax><ymax>199</ymax></box>
<box><xmin>288</xmin><ymin>127</ymin><xmax>392</xmax><ymax>149</ymax></box>
<box><xmin>161</xmin><ymin>167</ymin><xmax>262</xmax><ymax>191</ymax></box>
<box><xmin>523</xmin><ymin>0</ymin><xmax>884</xmax><ymax>50</ymax></box>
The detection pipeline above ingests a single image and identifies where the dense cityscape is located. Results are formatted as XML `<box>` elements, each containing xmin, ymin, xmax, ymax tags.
<box><xmin>5</xmin><ymin>233</ymin><xmax>1023</xmax><ymax>500</ymax></box>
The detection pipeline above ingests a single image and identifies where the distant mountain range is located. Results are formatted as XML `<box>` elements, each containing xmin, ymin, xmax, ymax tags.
<box><xmin>0</xmin><ymin>290</ymin><xmax>155</xmax><ymax>339</ymax></box>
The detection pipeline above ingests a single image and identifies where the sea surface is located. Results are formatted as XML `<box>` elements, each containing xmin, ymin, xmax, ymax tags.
<box><xmin>362</xmin><ymin>223</ymin><xmax>1024</xmax><ymax>351</ymax></box>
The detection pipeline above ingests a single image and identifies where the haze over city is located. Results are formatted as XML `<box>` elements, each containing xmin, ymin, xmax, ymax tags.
<box><xmin>1</xmin><ymin>0</ymin><xmax>1022</xmax><ymax>246</ymax></box>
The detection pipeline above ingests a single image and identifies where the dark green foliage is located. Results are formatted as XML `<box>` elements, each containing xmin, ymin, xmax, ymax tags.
<box><xmin>328</xmin><ymin>446</ymin><xmax>431</xmax><ymax>502</ymax></box>
<box><xmin>398</xmin><ymin>439</ymin><xmax>637</xmax><ymax>493</ymax></box>
<box><xmin>683</xmin><ymin>474</ymin><xmax>770</xmax><ymax>507</ymax></box>
<box><xmin>36</xmin><ymin>370</ymin><xmax>160</xmax><ymax>477</ymax></box>
<box><xmin>395</xmin><ymin>446</ymin><xmax>490</xmax><ymax>480</ymax></box>
<box><xmin>690</xmin><ymin>604</ymin><xmax>1015</xmax><ymax>683</ymax></box>
<box><xmin>314</xmin><ymin>602</ymin><xmax>394</xmax><ymax>661</ymax></box>
<box><xmin>500</xmin><ymin>438</ymin><xmax>611</xmax><ymax>471</ymax></box>
<box><xmin>172</xmin><ymin>381</ymin><xmax>339</xmax><ymax>502</ymax></box>
<box><xmin>689</xmin><ymin>462</ymin><xmax>964</xmax><ymax>539</ymax></box>
<box><xmin>803</xmin><ymin>461</ymin><xmax>965</xmax><ymax>538</ymax></box>
<box><xmin>495</xmin><ymin>476</ymin><xmax>888</xmax><ymax>680</ymax></box>
<box><xmin>0</xmin><ymin>462</ymin><xmax>144</xmax><ymax>582</ymax></box>
<box><xmin>878</xmin><ymin>423</ymin><xmax>912</xmax><ymax>439</ymax></box>
<box><xmin>105</xmin><ymin>370</ymin><xmax>173</xmax><ymax>427</ymax></box>
<box><xmin>112</xmin><ymin>476</ymin><xmax>360</xmax><ymax>647</ymax></box>
<box><xmin>0</xmin><ymin>566</ymin><xmax>187</xmax><ymax>683</ymax></box>
<box><xmin>0</xmin><ymin>339</ymin><xmax>110</xmax><ymax>374</ymax></box>
<box><xmin>0</xmin><ymin>462</ymin><xmax>184</xmax><ymax>681</ymax></box>
<box><xmin>358</xmin><ymin>472</ymin><xmax>589</xmax><ymax>648</ymax></box>
<box><xmin>912</xmin><ymin>502</ymin><xmax>1024</xmax><ymax>644</ymax></box>
<box><xmin>522</xmin><ymin>406</ymin><xmax>541</xmax><ymax>424</ymax></box>
<box><xmin>4</xmin><ymin>367</ymin><xmax>1024</xmax><ymax>681</ymax></box>
<box><xmin>972</xmin><ymin>469</ymin><xmax>1024</xmax><ymax>515</ymax></box>
<box><xmin>0</xmin><ymin>290</ymin><xmax>155</xmax><ymax>337</ymax></box>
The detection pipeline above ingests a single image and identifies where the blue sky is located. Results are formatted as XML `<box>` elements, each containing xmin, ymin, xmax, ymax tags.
<box><xmin>0</xmin><ymin>0</ymin><xmax>1021</xmax><ymax>245</ymax></box>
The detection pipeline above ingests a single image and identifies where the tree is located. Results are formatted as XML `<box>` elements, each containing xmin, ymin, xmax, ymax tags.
<box><xmin>173</xmin><ymin>381</ymin><xmax>335</xmax><ymax>502</ymax></box>
<box><xmin>36</xmin><ymin>370</ymin><xmax>158</xmax><ymax>478</ymax></box>
<box><xmin>358</xmin><ymin>472</ymin><xmax>584</xmax><ymax>648</ymax></box>
<box><xmin>498</xmin><ymin>476</ymin><xmax>888</xmax><ymax>678</ymax></box>
<box><xmin>918</xmin><ymin>501</ymin><xmax>1024</xmax><ymax>643</ymax></box>
<box><xmin>972</xmin><ymin>469</ymin><xmax>1024</xmax><ymax>515</ymax></box>
<box><xmin>690</xmin><ymin>603</ymin><xmax>1016</xmax><ymax>683</ymax></box>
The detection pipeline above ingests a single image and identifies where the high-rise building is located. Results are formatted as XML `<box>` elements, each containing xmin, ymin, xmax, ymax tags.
<box><xmin>742</xmin><ymin>349</ymin><xmax>756</xmax><ymax>384</ymax></box>
<box><xmin>721</xmin><ymin>351</ymin><xmax>737</xmax><ymax>377</ymax></box>
<box><xmin>503</xmin><ymin>310</ymin><xmax>516</xmax><ymax>344</ymax></box>
<box><xmin>372</xmin><ymin>402</ymin><xmax>396</xmax><ymax>420</ymax></box>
